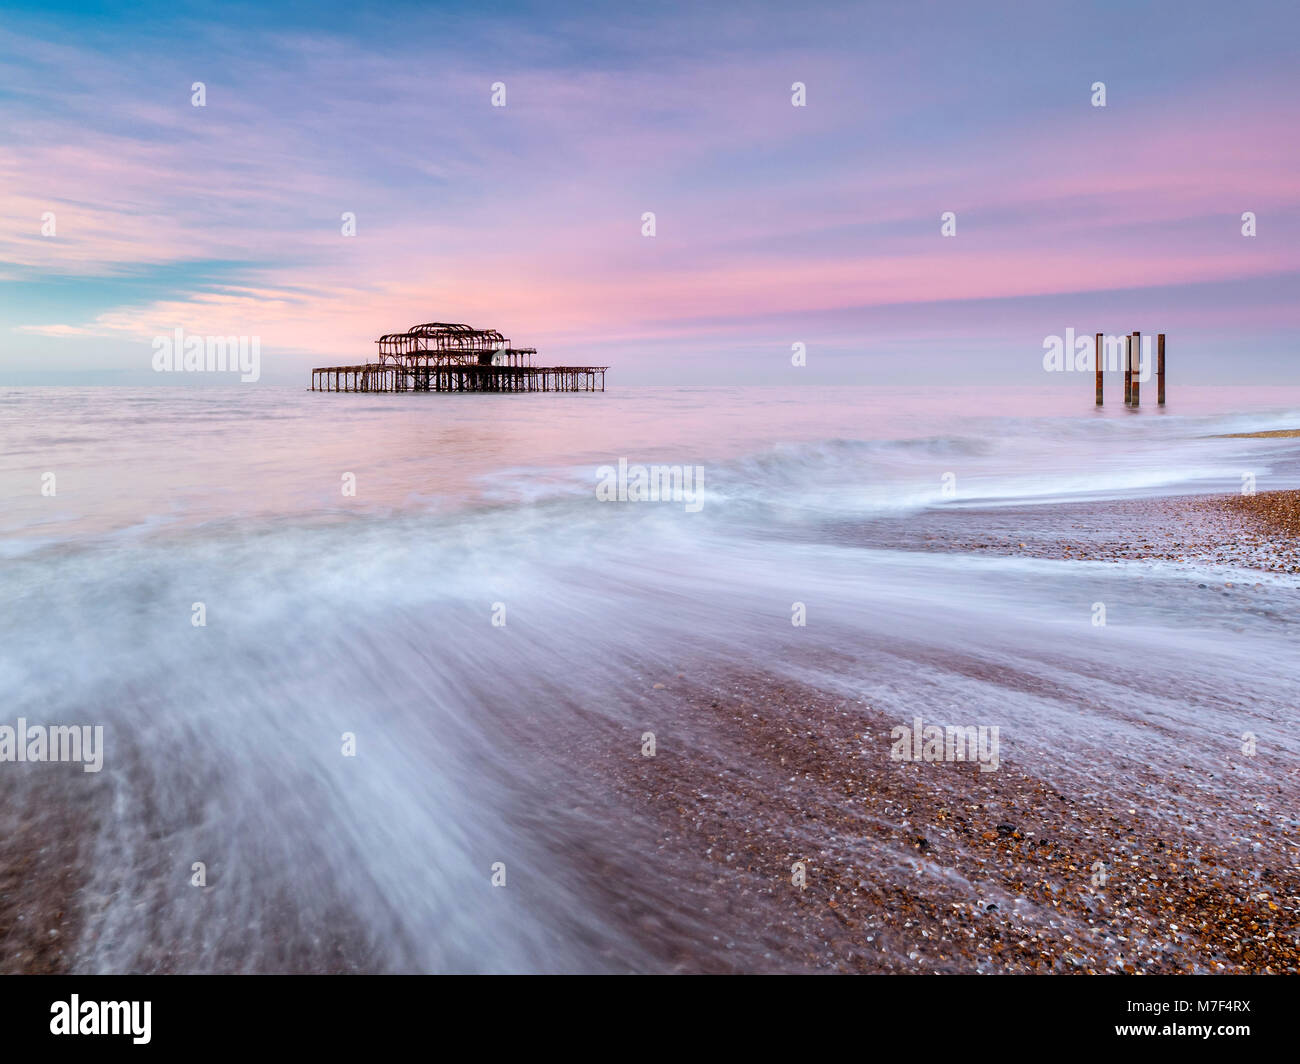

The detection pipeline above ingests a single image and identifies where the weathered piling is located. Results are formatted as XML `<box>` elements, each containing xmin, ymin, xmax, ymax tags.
<box><xmin>1157</xmin><ymin>333</ymin><xmax>1166</xmax><ymax>405</ymax></box>
<box><xmin>1124</xmin><ymin>336</ymin><xmax>1132</xmax><ymax>404</ymax></box>
<box><xmin>1093</xmin><ymin>330</ymin><xmax>1165</xmax><ymax>407</ymax></box>
<box><xmin>1095</xmin><ymin>332</ymin><xmax>1103</xmax><ymax>405</ymax></box>
<box><xmin>1131</xmin><ymin>330</ymin><xmax>1140</xmax><ymax>406</ymax></box>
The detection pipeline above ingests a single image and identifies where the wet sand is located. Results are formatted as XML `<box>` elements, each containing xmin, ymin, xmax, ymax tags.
<box><xmin>0</xmin><ymin>768</ymin><xmax>103</xmax><ymax>973</ymax></box>
<box><xmin>903</xmin><ymin>490</ymin><xmax>1300</xmax><ymax>573</ymax></box>
<box><xmin>581</xmin><ymin>667</ymin><xmax>1298</xmax><ymax>973</ymax></box>
<box><xmin>564</xmin><ymin>490</ymin><xmax>1300</xmax><ymax>972</ymax></box>
<box><xmin>5</xmin><ymin>490</ymin><xmax>1298</xmax><ymax>973</ymax></box>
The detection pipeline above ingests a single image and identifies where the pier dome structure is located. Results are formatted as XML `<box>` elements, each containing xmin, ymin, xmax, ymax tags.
<box><xmin>312</xmin><ymin>321</ymin><xmax>607</xmax><ymax>393</ymax></box>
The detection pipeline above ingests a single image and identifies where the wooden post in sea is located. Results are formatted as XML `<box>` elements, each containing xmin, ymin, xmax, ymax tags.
<box><xmin>1095</xmin><ymin>332</ymin><xmax>1103</xmax><ymax>404</ymax></box>
<box><xmin>1131</xmin><ymin>331</ymin><xmax>1140</xmax><ymax>406</ymax></box>
<box><xmin>1124</xmin><ymin>336</ymin><xmax>1132</xmax><ymax>404</ymax></box>
<box><xmin>1157</xmin><ymin>333</ymin><xmax>1166</xmax><ymax>405</ymax></box>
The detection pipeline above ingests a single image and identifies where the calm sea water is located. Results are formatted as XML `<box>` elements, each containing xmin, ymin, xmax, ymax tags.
<box><xmin>3</xmin><ymin>384</ymin><xmax>1300</xmax><ymax>971</ymax></box>
<box><xmin>6</xmin><ymin>384</ymin><xmax>1300</xmax><ymax>545</ymax></box>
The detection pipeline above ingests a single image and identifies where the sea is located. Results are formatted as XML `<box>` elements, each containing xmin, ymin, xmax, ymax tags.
<box><xmin>2</xmin><ymin>384</ymin><xmax>1299</xmax><ymax>971</ymax></box>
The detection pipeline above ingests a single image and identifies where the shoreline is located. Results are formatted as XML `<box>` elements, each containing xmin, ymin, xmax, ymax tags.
<box><xmin>4</xmin><ymin>488</ymin><xmax>1298</xmax><ymax>973</ymax></box>
<box><xmin>901</xmin><ymin>489</ymin><xmax>1300</xmax><ymax>574</ymax></box>
<box><xmin>582</xmin><ymin>667</ymin><xmax>1298</xmax><ymax>973</ymax></box>
<box><xmin>555</xmin><ymin>489</ymin><xmax>1300</xmax><ymax>972</ymax></box>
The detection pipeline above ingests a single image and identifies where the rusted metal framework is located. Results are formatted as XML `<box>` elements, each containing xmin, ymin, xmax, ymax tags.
<box><xmin>312</xmin><ymin>321</ymin><xmax>607</xmax><ymax>393</ymax></box>
<box><xmin>378</xmin><ymin>323</ymin><xmax>505</xmax><ymax>359</ymax></box>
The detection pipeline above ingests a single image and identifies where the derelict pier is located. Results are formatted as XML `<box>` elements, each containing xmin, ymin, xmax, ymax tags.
<box><xmin>311</xmin><ymin>322</ymin><xmax>607</xmax><ymax>393</ymax></box>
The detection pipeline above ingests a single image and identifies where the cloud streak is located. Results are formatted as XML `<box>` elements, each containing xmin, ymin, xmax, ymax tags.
<box><xmin>2</xmin><ymin>2</ymin><xmax>1298</xmax><ymax>382</ymax></box>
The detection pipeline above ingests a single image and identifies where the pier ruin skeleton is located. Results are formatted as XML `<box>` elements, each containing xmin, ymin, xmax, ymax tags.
<box><xmin>311</xmin><ymin>322</ymin><xmax>607</xmax><ymax>393</ymax></box>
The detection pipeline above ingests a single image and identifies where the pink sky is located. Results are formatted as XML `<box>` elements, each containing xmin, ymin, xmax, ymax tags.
<box><xmin>3</xmin><ymin>2</ymin><xmax>1298</xmax><ymax>384</ymax></box>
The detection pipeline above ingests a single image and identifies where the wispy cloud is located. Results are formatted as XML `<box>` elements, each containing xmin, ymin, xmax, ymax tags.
<box><xmin>12</xmin><ymin>322</ymin><xmax>105</xmax><ymax>337</ymax></box>
<box><xmin>2</xmin><ymin>1</ymin><xmax>1298</xmax><ymax>381</ymax></box>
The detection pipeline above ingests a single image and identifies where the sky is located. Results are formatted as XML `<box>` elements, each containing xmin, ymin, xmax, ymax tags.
<box><xmin>1</xmin><ymin>0</ymin><xmax>1298</xmax><ymax>385</ymax></box>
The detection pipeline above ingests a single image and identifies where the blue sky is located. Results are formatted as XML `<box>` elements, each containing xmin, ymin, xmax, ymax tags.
<box><xmin>2</xmin><ymin>0</ymin><xmax>1298</xmax><ymax>384</ymax></box>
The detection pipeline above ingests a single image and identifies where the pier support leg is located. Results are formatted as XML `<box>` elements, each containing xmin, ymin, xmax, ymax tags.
<box><xmin>1095</xmin><ymin>333</ymin><xmax>1102</xmax><ymax>405</ymax></box>
<box><xmin>1131</xmin><ymin>331</ymin><xmax>1140</xmax><ymax>406</ymax></box>
<box><xmin>1124</xmin><ymin>337</ymin><xmax>1132</xmax><ymax>405</ymax></box>
<box><xmin>1157</xmin><ymin>334</ymin><xmax>1166</xmax><ymax>405</ymax></box>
